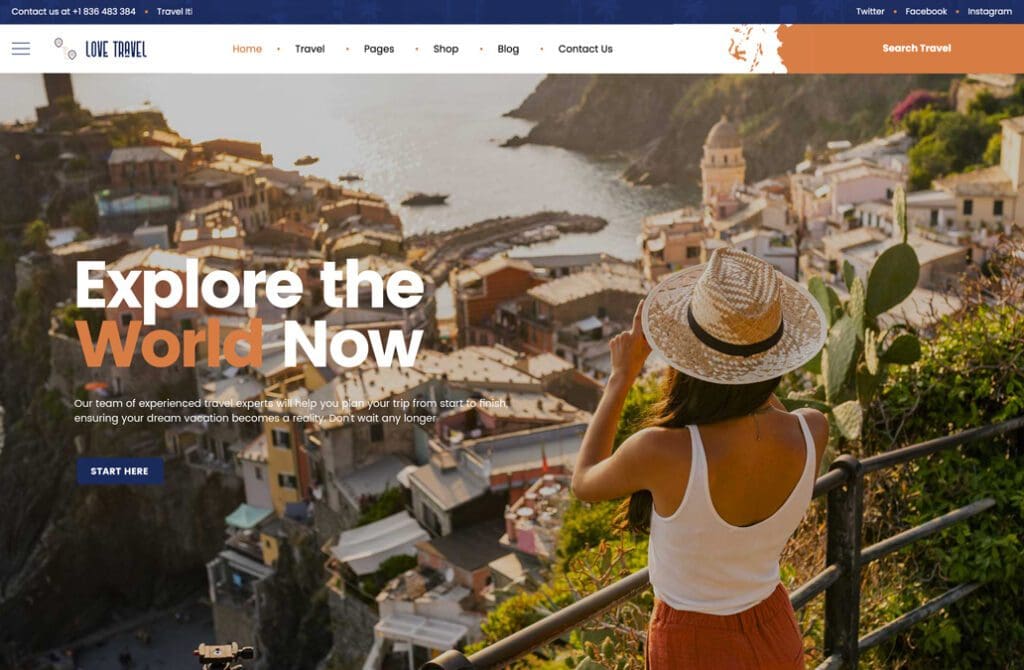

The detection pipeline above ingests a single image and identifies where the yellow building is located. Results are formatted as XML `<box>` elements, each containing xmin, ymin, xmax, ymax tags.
<box><xmin>263</xmin><ymin>360</ymin><xmax>329</xmax><ymax>516</ymax></box>
<box><xmin>931</xmin><ymin>115</ymin><xmax>1024</xmax><ymax>260</ymax></box>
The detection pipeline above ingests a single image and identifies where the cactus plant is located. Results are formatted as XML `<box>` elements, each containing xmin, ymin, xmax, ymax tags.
<box><xmin>786</xmin><ymin>186</ymin><xmax>923</xmax><ymax>441</ymax></box>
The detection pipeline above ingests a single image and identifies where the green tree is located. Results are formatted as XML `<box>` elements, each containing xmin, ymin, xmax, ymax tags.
<box><xmin>982</xmin><ymin>132</ymin><xmax>1002</xmax><ymax>165</ymax></box>
<box><xmin>21</xmin><ymin>219</ymin><xmax>49</xmax><ymax>252</ymax></box>
<box><xmin>356</xmin><ymin>486</ymin><xmax>405</xmax><ymax>526</ymax></box>
<box><xmin>861</xmin><ymin>303</ymin><xmax>1024</xmax><ymax>669</ymax></box>
<box><xmin>68</xmin><ymin>197</ymin><xmax>99</xmax><ymax>234</ymax></box>
<box><xmin>906</xmin><ymin>112</ymin><xmax>999</xmax><ymax>189</ymax></box>
<box><xmin>966</xmin><ymin>89</ymin><xmax>999</xmax><ymax>115</ymax></box>
<box><xmin>54</xmin><ymin>303</ymin><xmax>104</xmax><ymax>339</ymax></box>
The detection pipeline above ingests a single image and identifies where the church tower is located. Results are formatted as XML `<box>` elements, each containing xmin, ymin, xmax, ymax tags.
<box><xmin>700</xmin><ymin>115</ymin><xmax>746</xmax><ymax>205</ymax></box>
<box><xmin>43</xmin><ymin>73</ymin><xmax>75</xmax><ymax>107</ymax></box>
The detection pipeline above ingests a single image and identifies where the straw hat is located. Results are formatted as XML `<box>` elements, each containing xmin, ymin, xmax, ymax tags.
<box><xmin>641</xmin><ymin>248</ymin><xmax>827</xmax><ymax>385</ymax></box>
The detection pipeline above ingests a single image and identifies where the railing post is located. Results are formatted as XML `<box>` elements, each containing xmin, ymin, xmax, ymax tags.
<box><xmin>824</xmin><ymin>454</ymin><xmax>864</xmax><ymax>668</ymax></box>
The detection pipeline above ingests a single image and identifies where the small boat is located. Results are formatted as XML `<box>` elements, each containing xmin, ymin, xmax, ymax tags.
<box><xmin>338</xmin><ymin>172</ymin><xmax>363</xmax><ymax>182</ymax></box>
<box><xmin>294</xmin><ymin>155</ymin><xmax>319</xmax><ymax>166</ymax></box>
<box><xmin>401</xmin><ymin>192</ymin><xmax>449</xmax><ymax>206</ymax></box>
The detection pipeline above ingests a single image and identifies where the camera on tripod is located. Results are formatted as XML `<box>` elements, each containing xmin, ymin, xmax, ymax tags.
<box><xmin>193</xmin><ymin>642</ymin><xmax>256</xmax><ymax>670</ymax></box>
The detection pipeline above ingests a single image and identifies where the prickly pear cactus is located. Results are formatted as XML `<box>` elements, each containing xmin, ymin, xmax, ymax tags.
<box><xmin>788</xmin><ymin>186</ymin><xmax>923</xmax><ymax>442</ymax></box>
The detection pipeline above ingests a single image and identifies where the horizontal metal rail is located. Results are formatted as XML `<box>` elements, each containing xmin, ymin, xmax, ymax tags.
<box><xmin>859</xmin><ymin>416</ymin><xmax>1024</xmax><ymax>474</ymax></box>
<box><xmin>791</xmin><ymin>564</ymin><xmax>842</xmax><ymax>612</ymax></box>
<box><xmin>812</xmin><ymin>467</ymin><xmax>850</xmax><ymax>498</ymax></box>
<box><xmin>858</xmin><ymin>582</ymin><xmax>982</xmax><ymax>651</ymax></box>
<box><xmin>814</xmin><ymin>654</ymin><xmax>844</xmax><ymax>670</ymax></box>
<box><xmin>456</xmin><ymin>568</ymin><xmax>650</xmax><ymax>670</ymax></box>
<box><xmin>424</xmin><ymin>416</ymin><xmax>1022</xmax><ymax>670</ymax></box>
<box><xmin>860</xmin><ymin>498</ymin><xmax>995</xmax><ymax>565</ymax></box>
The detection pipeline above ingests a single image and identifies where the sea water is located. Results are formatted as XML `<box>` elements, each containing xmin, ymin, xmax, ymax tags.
<box><xmin>0</xmin><ymin>73</ymin><xmax>691</xmax><ymax>316</ymax></box>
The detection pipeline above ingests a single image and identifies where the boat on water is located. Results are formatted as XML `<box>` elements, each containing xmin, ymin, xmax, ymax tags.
<box><xmin>294</xmin><ymin>155</ymin><xmax>319</xmax><ymax>166</ymax></box>
<box><xmin>401</xmin><ymin>192</ymin><xmax>449</xmax><ymax>206</ymax></box>
<box><xmin>338</xmin><ymin>172</ymin><xmax>363</xmax><ymax>182</ymax></box>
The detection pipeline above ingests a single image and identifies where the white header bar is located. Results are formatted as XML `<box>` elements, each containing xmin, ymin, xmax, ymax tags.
<box><xmin>0</xmin><ymin>25</ymin><xmax>787</xmax><ymax>73</ymax></box>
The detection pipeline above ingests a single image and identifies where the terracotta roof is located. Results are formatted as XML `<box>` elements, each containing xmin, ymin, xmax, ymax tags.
<box><xmin>108</xmin><ymin>146</ymin><xmax>187</xmax><ymax>164</ymax></box>
<box><xmin>51</xmin><ymin>235</ymin><xmax>125</xmax><ymax>256</ymax></box>
<box><xmin>935</xmin><ymin>166</ymin><xmax>1016</xmax><ymax>197</ymax></box>
<box><xmin>308</xmin><ymin>366</ymin><xmax>432</xmax><ymax>427</ymax></box>
<box><xmin>527</xmin><ymin>268</ymin><xmax>644</xmax><ymax>306</ymax></box>
<box><xmin>415</xmin><ymin>348</ymin><xmax>539</xmax><ymax>387</ymax></box>
<box><xmin>408</xmin><ymin>457</ymin><xmax>488</xmax><ymax>511</ymax></box>
<box><xmin>643</xmin><ymin>207</ymin><xmax>703</xmax><ymax>231</ymax></box>
<box><xmin>1002</xmin><ymin>115</ymin><xmax>1024</xmax><ymax>134</ymax></box>
<box><xmin>483</xmin><ymin>391</ymin><xmax>586</xmax><ymax>424</ymax></box>
<box><xmin>454</xmin><ymin>255</ymin><xmax>535</xmax><ymax>288</ymax></box>
<box><xmin>184</xmin><ymin>245</ymin><xmax>251</xmax><ymax>261</ymax></box>
<box><xmin>522</xmin><ymin>353</ymin><xmax>573</xmax><ymax>379</ymax></box>
<box><xmin>109</xmin><ymin>247</ymin><xmax>196</xmax><ymax>273</ymax></box>
<box><xmin>238</xmin><ymin>434</ymin><xmax>268</xmax><ymax>464</ymax></box>
<box><xmin>824</xmin><ymin>227</ymin><xmax>888</xmax><ymax>252</ymax></box>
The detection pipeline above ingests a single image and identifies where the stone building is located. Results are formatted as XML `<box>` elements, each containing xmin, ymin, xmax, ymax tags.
<box><xmin>640</xmin><ymin>207</ymin><xmax>705</xmax><ymax>281</ymax></box>
<box><xmin>180</xmin><ymin>159</ymin><xmax>270</xmax><ymax>232</ymax></box>
<box><xmin>929</xmin><ymin>115</ymin><xmax>1024</xmax><ymax>261</ymax></box>
<box><xmin>107</xmin><ymin>146</ymin><xmax>188</xmax><ymax>192</ymax></box>
<box><xmin>305</xmin><ymin>365</ymin><xmax>435</xmax><ymax>528</ymax></box>
<box><xmin>516</xmin><ymin>265</ymin><xmax>645</xmax><ymax>356</ymax></box>
<box><xmin>174</xmin><ymin>199</ymin><xmax>246</xmax><ymax>252</ymax></box>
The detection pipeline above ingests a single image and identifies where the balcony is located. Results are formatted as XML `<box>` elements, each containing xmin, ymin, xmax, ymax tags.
<box><xmin>225</xmin><ymin>529</ymin><xmax>265</xmax><ymax>562</ymax></box>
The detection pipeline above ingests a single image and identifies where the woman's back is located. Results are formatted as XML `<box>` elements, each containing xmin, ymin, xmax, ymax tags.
<box><xmin>572</xmin><ymin>250</ymin><xmax>831</xmax><ymax>668</ymax></box>
<box><xmin>647</xmin><ymin>411</ymin><xmax>818</xmax><ymax>615</ymax></box>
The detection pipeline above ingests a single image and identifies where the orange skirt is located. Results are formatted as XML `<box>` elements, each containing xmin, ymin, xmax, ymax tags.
<box><xmin>646</xmin><ymin>584</ymin><xmax>804</xmax><ymax>669</ymax></box>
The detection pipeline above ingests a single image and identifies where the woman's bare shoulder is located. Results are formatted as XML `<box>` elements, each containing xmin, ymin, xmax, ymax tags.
<box><xmin>620</xmin><ymin>426</ymin><xmax>693</xmax><ymax>467</ymax></box>
<box><xmin>793</xmin><ymin>408</ymin><xmax>830</xmax><ymax>463</ymax></box>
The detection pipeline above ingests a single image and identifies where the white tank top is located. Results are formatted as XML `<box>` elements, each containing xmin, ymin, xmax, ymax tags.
<box><xmin>648</xmin><ymin>415</ymin><xmax>816</xmax><ymax>615</ymax></box>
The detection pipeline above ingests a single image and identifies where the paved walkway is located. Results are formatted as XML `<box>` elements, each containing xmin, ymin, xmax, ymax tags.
<box><xmin>53</xmin><ymin>600</ymin><xmax>214</xmax><ymax>670</ymax></box>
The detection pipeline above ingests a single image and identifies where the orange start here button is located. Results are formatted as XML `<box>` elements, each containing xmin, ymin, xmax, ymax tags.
<box><xmin>232</xmin><ymin>44</ymin><xmax>263</xmax><ymax>54</ymax></box>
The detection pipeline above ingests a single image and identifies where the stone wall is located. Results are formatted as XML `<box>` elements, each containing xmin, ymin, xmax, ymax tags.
<box><xmin>48</xmin><ymin>330</ymin><xmax>195</xmax><ymax>400</ymax></box>
<box><xmin>212</xmin><ymin>601</ymin><xmax>260</xmax><ymax>649</ymax></box>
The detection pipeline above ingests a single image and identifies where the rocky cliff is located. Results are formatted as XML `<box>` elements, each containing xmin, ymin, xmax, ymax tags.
<box><xmin>0</xmin><ymin>257</ymin><xmax>242</xmax><ymax>661</ymax></box>
<box><xmin>506</xmin><ymin>74</ymin><xmax>955</xmax><ymax>189</ymax></box>
<box><xmin>0</xmin><ymin>414</ymin><xmax>242</xmax><ymax>656</ymax></box>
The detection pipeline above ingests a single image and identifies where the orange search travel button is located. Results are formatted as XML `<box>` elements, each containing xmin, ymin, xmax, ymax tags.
<box><xmin>882</xmin><ymin>43</ymin><xmax>953</xmax><ymax>54</ymax></box>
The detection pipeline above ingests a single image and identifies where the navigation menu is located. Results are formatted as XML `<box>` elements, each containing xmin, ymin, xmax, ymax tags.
<box><xmin>2</xmin><ymin>25</ymin><xmax>1023</xmax><ymax>73</ymax></box>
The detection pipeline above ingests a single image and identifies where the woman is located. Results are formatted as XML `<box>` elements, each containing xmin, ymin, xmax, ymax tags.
<box><xmin>572</xmin><ymin>248</ymin><xmax>830</xmax><ymax>669</ymax></box>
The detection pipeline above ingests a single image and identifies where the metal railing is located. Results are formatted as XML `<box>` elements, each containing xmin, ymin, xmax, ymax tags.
<box><xmin>424</xmin><ymin>415</ymin><xmax>1024</xmax><ymax>670</ymax></box>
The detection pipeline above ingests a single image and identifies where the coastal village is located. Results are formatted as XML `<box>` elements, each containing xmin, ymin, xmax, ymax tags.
<box><xmin>3</xmin><ymin>73</ymin><xmax>1023</xmax><ymax>669</ymax></box>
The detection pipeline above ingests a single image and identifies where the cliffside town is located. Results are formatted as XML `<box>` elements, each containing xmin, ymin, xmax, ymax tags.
<box><xmin>0</xmin><ymin>73</ymin><xmax>1021</xmax><ymax>670</ymax></box>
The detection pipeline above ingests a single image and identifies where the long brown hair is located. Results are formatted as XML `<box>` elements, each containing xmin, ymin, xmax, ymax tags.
<box><xmin>616</xmin><ymin>368</ymin><xmax>781</xmax><ymax>533</ymax></box>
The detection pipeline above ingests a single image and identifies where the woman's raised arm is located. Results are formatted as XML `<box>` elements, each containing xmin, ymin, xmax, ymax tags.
<box><xmin>571</xmin><ymin>301</ymin><xmax>653</xmax><ymax>502</ymax></box>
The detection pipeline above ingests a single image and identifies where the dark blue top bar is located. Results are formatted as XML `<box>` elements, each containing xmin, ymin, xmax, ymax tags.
<box><xmin>1</xmin><ymin>0</ymin><xmax>1020</xmax><ymax>23</ymax></box>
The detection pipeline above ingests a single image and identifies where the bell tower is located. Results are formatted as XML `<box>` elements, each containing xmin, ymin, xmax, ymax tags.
<box><xmin>700</xmin><ymin>115</ymin><xmax>746</xmax><ymax>205</ymax></box>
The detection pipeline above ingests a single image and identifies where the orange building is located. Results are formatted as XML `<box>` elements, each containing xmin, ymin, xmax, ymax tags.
<box><xmin>451</xmin><ymin>256</ymin><xmax>543</xmax><ymax>347</ymax></box>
